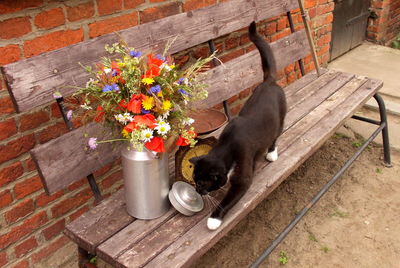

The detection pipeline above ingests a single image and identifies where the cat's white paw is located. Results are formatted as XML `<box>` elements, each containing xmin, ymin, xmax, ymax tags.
<box><xmin>207</xmin><ymin>217</ymin><xmax>222</xmax><ymax>230</ymax></box>
<box><xmin>266</xmin><ymin>147</ymin><xmax>278</xmax><ymax>162</ymax></box>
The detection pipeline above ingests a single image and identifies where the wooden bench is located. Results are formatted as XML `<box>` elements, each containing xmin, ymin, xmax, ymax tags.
<box><xmin>2</xmin><ymin>0</ymin><xmax>391</xmax><ymax>267</ymax></box>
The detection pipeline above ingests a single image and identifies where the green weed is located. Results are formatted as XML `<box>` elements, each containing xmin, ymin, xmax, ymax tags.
<box><xmin>330</xmin><ymin>208</ymin><xmax>349</xmax><ymax>218</ymax></box>
<box><xmin>308</xmin><ymin>231</ymin><xmax>318</xmax><ymax>242</ymax></box>
<box><xmin>279</xmin><ymin>251</ymin><xmax>289</xmax><ymax>265</ymax></box>
<box><xmin>376</xmin><ymin>168</ymin><xmax>383</xmax><ymax>174</ymax></box>
<box><xmin>321</xmin><ymin>246</ymin><xmax>330</xmax><ymax>253</ymax></box>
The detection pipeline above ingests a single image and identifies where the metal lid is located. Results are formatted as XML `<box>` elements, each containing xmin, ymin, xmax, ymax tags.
<box><xmin>169</xmin><ymin>181</ymin><xmax>204</xmax><ymax>215</ymax></box>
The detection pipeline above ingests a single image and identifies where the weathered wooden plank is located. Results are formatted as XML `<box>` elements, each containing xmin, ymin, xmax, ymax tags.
<box><xmin>96</xmin><ymin>208</ymin><xmax>178</xmax><ymax>266</ymax></box>
<box><xmin>2</xmin><ymin>0</ymin><xmax>299</xmax><ymax>113</ymax></box>
<box><xmin>145</xmin><ymin>77</ymin><xmax>382</xmax><ymax>268</ymax></box>
<box><xmin>31</xmin><ymin>123</ymin><xmax>124</xmax><ymax>194</ymax></box>
<box><xmin>116</xmin><ymin>204</ymin><xmax>213</xmax><ymax>268</ymax></box>
<box><xmin>64</xmin><ymin>189</ymin><xmax>134</xmax><ymax>253</ymax></box>
<box><xmin>284</xmin><ymin>68</ymin><xmax>328</xmax><ymax>97</ymax></box>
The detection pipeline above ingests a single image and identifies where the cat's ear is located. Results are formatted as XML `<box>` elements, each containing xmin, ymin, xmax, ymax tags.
<box><xmin>189</xmin><ymin>155</ymin><xmax>204</xmax><ymax>165</ymax></box>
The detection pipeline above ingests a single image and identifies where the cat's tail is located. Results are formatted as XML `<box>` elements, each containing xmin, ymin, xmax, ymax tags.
<box><xmin>248</xmin><ymin>21</ymin><xmax>276</xmax><ymax>81</ymax></box>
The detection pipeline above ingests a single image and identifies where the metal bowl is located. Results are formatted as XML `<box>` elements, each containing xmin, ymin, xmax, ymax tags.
<box><xmin>169</xmin><ymin>181</ymin><xmax>204</xmax><ymax>216</ymax></box>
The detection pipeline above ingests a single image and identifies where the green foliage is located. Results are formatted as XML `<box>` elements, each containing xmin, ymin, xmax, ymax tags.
<box><xmin>279</xmin><ymin>251</ymin><xmax>289</xmax><ymax>265</ymax></box>
<box><xmin>308</xmin><ymin>231</ymin><xmax>318</xmax><ymax>242</ymax></box>
<box><xmin>352</xmin><ymin>141</ymin><xmax>363</xmax><ymax>148</ymax></box>
<box><xmin>321</xmin><ymin>246</ymin><xmax>330</xmax><ymax>253</ymax></box>
<box><xmin>376</xmin><ymin>168</ymin><xmax>383</xmax><ymax>174</ymax></box>
<box><xmin>330</xmin><ymin>208</ymin><xmax>349</xmax><ymax>218</ymax></box>
<box><xmin>89</xmin><ymin>256</ymin><xmax>97</xmax><ymax>264</ymax></box>
<box><xmin>392</xmin><ymin>35</ymin><xmax>400</xmax><ymax>49</ymax></box>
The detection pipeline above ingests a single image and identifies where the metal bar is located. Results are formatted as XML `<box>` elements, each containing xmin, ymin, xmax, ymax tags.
<box><xmin>297</xmin><ymin>0</ymin><xmax>321</xmax><ymax>76</ymax></box>
<box><xmin>208</xmin><ymin>40</ymin><xmax>231</xmax><ymax>120</ymax></box>
<box><xmin>55</xmin><ymin>96</ymin><xmax>73</xmax><ymax>130</ymax></box>
<box><xmin>373</xmin><ymin>94</ymin><xmax>391</xmax><ymax>166</ymax></box>
<box><xmin>251</xmin><ymin>123</ymin><xmax>386</xmax><ymax>267</ymax></box>
<box><xmin>87</xmin><ymin>174</ymin><xmax>102</xmax><ymax>202</ymax></box>
<box><xmin>351</xmin><ymin>115</ymin><xmax>380</xmax><ymax>125</ymax></box>
<box><xmin>286</xmin><ymin>11</ymin><xmax>306</xmax><ymax>76</ymax></box>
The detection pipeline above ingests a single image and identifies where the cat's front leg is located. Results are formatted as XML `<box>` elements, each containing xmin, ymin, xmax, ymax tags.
<box><xmin>208</xmin><ymin>159</ymin><xmax>253</xmax><ymax>230</ymax></box>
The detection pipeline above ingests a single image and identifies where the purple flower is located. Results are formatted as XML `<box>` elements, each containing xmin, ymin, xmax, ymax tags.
<box><xmin>88</xmin><ymin>138</ymin><xmax>98</xmax><ymax>150</ymax></box>
<box><xmin>66</xmin><ymin>110</ymin><xmax>73</xmax><ymax>120</ymax></box>
<box><xmin>111</xmin><ymin>83</ymin><xmax>119</xmax><ymax>91</ymax></box>
<box><xmin>177</xmin><ymin>78</ymin><xmax>185</xmax><ymax>85</ymax></box>
<box><xmin>111</xmin><ymin>69</ymin><xmax>118</xmax><ymax>77</ymax></box>
<box><xmin>178</xmin><ymin>89</ymin><xmax>191</xmax><ymax>96</ymax></box>
<box><xmin>102</xmin><ymin>85</ymin><xmax>112</xmax><ymax>92</ymax></box>
<box><xmin>53</xmin><ymin>91</ymin><xmax>62</xmax><ymax>99</ymax></box>
<box><xmin>141</xmin><ymin>108</ymin><xmax>150</xmax><ymax>114</ymax></box>
<box><xmin>155</xmin><ymin>54</ymin><xmax>166</xmax><ymax>61</ymax></box>
<box><xmin>149</xmin><ymin>85</ymin><xmax>161</xmax><ymax>94</ymax></box>
<box><xmin>129</xmin><ymin>50</ymin><xmax>142</xmax><ymax>58</ymax></box>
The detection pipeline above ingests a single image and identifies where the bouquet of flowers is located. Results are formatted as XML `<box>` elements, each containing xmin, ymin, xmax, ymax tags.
<box><xmin>74</xmin><ymin>42</ymin><xmax>214</xmax><ymax>153</ymax></box>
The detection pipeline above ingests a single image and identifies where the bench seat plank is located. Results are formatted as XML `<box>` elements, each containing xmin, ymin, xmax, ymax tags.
<box><xmin>146</xmin><ymin>77</ymin><xmax>381</xmax><ymax>268</ymax></box>
<box><xmin>64</xmin><ymin>68</ymin><xmax>333</xmax><ymax>261</ymax></box>
<box><xmin>64</xmin><ymin>190</ymin><xmax>134</xmax><ymax>253</ymax></box>
<box><xmin>2</xmin><ymin>0</ymin><xmax>299</xmax><ymax>113</ymax></box>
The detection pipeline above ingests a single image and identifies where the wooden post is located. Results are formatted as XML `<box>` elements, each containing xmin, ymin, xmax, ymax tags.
<box><xmin>297</xmin><ymin>0</ymin><xmax>321</xmax><ymax>76</ymax></box>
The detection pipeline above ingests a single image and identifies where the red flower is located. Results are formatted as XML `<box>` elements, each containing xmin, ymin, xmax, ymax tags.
<box><xmin>145</xmin><ymin>137</ymin><xmax>165</xmax><ymax>153</ymax></box>
<box><xmin>124</xmin><ymin>121</ymin><xmax>138</xmax><ymax>133</ymax></box>
<box><xmin>119</xmin><ymin>99</ymin><xmax>128</xmax><ymax>110</ymax></box>
<box><xmin>176</xmin><ymin>131</ymin><xmax>197</xmax><ymax>146</ymax></box>
<box><xmin>133</xmin><ymin>114</ymin><xmax>156</xmax><ymax>129</ymax></box>
<box><xmin>111</xmin><ymin>61</ymin><xmax>121</xmax><ymax>75</ymax></box>
<box><xmin>127</xmin><ymin>94</ymin><xmax>143</xmax><ymax>114</ymax></box>
<box><xmin>142</xmin><ymin>54</ymin><xmax>163</xmax><ymax>79</ymax></box>
<box><xmin>94</xmin><ymin>106</ymin><xmax>105</xmax><ymax>122</ymax></box>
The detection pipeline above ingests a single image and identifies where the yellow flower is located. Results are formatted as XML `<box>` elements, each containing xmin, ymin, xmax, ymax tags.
<box><xmin>170</xmin><ymin>64</ymin><xmax>175</xmax><ymax>69</ymax></box>
<box><xmin>142</xmin><ymin>96</ymin><xmax>154</xmax><ymax>110</ymax></box>
<box><xmin>157</xmin><ymin>91</ymin><xmax>163</xmax><ymax>97</ymax></box>
<box><xmin>118</xmin><ymin>62</ymin><xmax>125</xmax><ymax>68</ymax></box>
<box><xmin>142</xmin><ymin>77</ymin><xmax>154</xmax><ymax>85</ymax></box>
<box><xmin>122</xmin><ymin>129</ymin><xmax>129</xmax><ymax>138</ymax></box>
<box><xmin>162</xmin><ymin>100</ymin><xmax>172</xmax><ymax>111</ymax></box>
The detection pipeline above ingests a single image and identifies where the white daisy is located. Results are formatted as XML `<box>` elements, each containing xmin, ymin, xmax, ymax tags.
<box><xmin>115</xmin><ymin>113</ymin><xmax>133</xmax><ymax>125</ymax></box>
<box><xmin>80</xmin><ymin>103</ymin><xmax>92</xmax><ymax>110</ymax></box>
<box><xmin>155</xmin><ymin>121</ymin><xmax>171</xmax><ymax>135</ymax></box>
<box><xmin>141</xmin><ymin>129</ymin><xmax>154</xmax><ymax>142</ymax></box>
<box><xmin>104</xmin><ymin>68</ymin><xmax>111</xmax><ymax>74</ymax></box>
<box><xmin>183</xmin><ymin>117</ymin><xmax>195</xmax><ymax>126</ymax></box>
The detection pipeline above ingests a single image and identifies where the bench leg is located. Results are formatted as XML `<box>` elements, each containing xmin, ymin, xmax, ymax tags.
<box><xmin>373</xmin><ymin>94</ymin><xmax>392</xmax><ymax>167</ymax></box>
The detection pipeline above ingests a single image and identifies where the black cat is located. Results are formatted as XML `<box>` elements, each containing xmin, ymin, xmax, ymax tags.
<box><xmin>190</xmin><ymin>21</ymin><xmax>287</xmax><ymax>230</ymax></box>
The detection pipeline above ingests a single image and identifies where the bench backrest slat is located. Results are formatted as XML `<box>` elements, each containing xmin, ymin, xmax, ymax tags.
<box><xmin>2</xmin><ymin>0</ymin><xmax>299</xmax><ymax>113</ymax></box>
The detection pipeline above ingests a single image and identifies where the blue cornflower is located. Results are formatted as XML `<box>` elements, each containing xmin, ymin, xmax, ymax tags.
<box><xmin>141</xmin><ymin>107</ymin><xmax>150</xmax><ymax>114</ymax></box>
<box><xmin>102</xmin><ymin>85</ymin><xmax>113</xmax><ymax>92</ymax></box>
<box><xmin>177</xmin><ymin>78</ymin><xmax>185</xmax><ymax>85</ymax></box>
<box><xmin>150</xmin><ymin>85</ymin><xmax>161</xmax><ymax>94</ymax></box>
<box><xmin>111</xmin><ymin>83</ymin><xmax>119</xmax><ymax>91</ymax></box>
<box><xmin>178</xmin><ymin>88</ymin><xmax>191</xmax><ymax>96</ymax></box>
<box><xmin>129</xmin><ymin>50</ymin><xmax>142</xmax><ymax>58</ymax></box>
<box><xmin>155</xmin><ymin>54</ymin><xmax>166</xmax><ymax>61</ymax></box>
<box><xmin>111</xmin><ymin>69</ymin><xmax>118</xmax><ymax>77</ymax></box>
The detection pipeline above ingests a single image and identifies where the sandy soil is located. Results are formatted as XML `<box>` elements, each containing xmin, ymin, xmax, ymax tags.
<box><xmin>194</xmin><ymin>134</ymin><xmax>400</xmax><ymax>268</ymax></box>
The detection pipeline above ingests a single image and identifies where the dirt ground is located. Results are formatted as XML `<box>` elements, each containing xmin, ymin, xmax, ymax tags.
<box><xmin>193</xmin><ymin>133</ymin><xmax>400</xmax><ymax>268</ymax></box>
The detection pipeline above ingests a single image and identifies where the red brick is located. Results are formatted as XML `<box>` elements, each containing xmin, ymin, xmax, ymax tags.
<box><xmin>97</xmin><ymin>0</ymin><xmax>123</xmax><ymax>15</ymax></box>
<box><xmin>0</xmin><ymin>190</ymin><xmax>13</xmax><ymax>209</ymax></box>
<box><xmin>34</xmin><ymin>8</ymin><xmax>65</xmax><ymax>29</ymax></box>
<box><xmin>14</xmin><ymin>175</ymin><xmax>43</xmax><ymax>200</ymax></box>
<box><xmin>0</xmin><ymin>252</ymin><xmax>7</xmax><ymax>267</ymax></box>
<box><xmin>32</xmin><ymin>235</ymin><xmax>69</xmax><ymax>264</ymax></box>
<box><xmin>93</xmin><ymin>162</ymin><xmax>113</xmax><ymax>177</ymax></box>
<box><xmin>173</xmin><ymin>54</ymin><xmax>190</xmax><ymax>66</ymax></box>
<box><xmin>124</xmin><ymin>0</ymin><xmax>146</xmax><ymax>9</ymax></box>
<box><xmin>0</xmin><ymin>118</ymin><xmax>17</xmax><ymax>140</ymax></box>
<box><xmin>183</xmin><ymin>0</ymin><xmax>216</xmax><ymax>12</ymax></box>
<box><xmin>0</xmin><ymin>211</ymin><xmax>47</xmax><ymax>250</ymax></box>
<box><xmin>265</xmin><ymin>22</ymin><xmax>277</xmax><ymax>35</ymax></box>
<box><xmin>42</xmin><ymin>219</ymin><xmax>65</xmax><ymax>241</ymax></box>
<box><xmin>225</xmin><ymin>36</ymin><xmax>239</xmax><ymax>50</ymax></box>
<box><xmin>14</xmin><ymin>237</ymin><xmax>38</xmax><ymax>258</ymax></box>
<box><xmin>308</xmin><ymin>7</ymin><xmax>317</xmax><ymax>18</ymax></box>
<box><xmin>66</xmin><ymin>2</ymin><xmax>95</xmax><ymax>22</ymax></box>
<box><xmin>0</xmin><ymin>17</ymin><xmax>31</xmax><ymax>39</ymax></box>
<box><xmin>277</xmin><ymin>17</ymin><xmax>288</xmax><ymax>31</ymax></box>
<box><xmin>0</xmin><ymin>0</ymin><xmax>43</xmax><ymax>15</ymax></box>
<box><xmin>219</xmin><ymin>48</ymin><xmax>245</xmax><ymax>63</ymax></box>
<box><xmin>287</xmin><ymin>72</ymin><xmax>297</xmax><ymax>84</ymax></box>
<box><xmin>11</xmin><ymin>260</ymin><xmax>29</xmax><ymax>268</ymax></box>
<box><xmin>0</xmin><ymin>45</ymin><xmax>21</xmax><ymax>66</ymax></box>
<box><xmin>5</xmin><ymin>199</ymin><xmax>34</xmax><ymax>224</ymax></box>
<box><xmin>19</xmin><ymin>110</ymin><xmax>50</xmax><ymax>132</ymax></box>
<box><xmin>36</xmin><ymin>190</ymin><xmax>63</xmax><ymax>208</ymax></box>
<box><xmin>69</xmin><ymin>205</ymin><xmax>90</xmax><ymax>221</ymax></box>
<box><xmin>101</xmin><ymin>170</ymin><xmax>123</xmax><ymax>189</ymax></box>
<box><xmin>239</xmin><ymin>33</ymin><xmax>250</xmax><ymax>45</ymax></box>
<box><xmin>231</xmin><ymin>103</ymin><xmax>243</xmax><ymax>116</ymax></box>
<box><xmin>24</xmin><ymin>157</ymin><xmax>37</xmax><ymax>172</ymax></box>
<box><xmin>227</xmin><ymin>95</ymin><xmax>239</xmax><ymax>105</ymax></box>
<box><xmin>192</xmin><ymin>46</ymin><xmax>210</xmax><ymax>59</ymax></box>
<box><xmin>24</xmin><ymin>29</ymin><xmax>84</xmax><ymax>58</ymax></box>
<box><xmin>317</xmin><ymin>44</ymin><xmax>330</xmax><ymax>56</ymax></box>
<box><xmin>239</xmin><ymin>88</ymin><xmax>252</xmax><ymax>99</ymax></box>
<box><xmin>51</xmin><ymin>188</ymin><xmax>92</xmax><ymax>218</ymax></box>
<box><xmin>89</xmin><ymin>13</ymin><xmax>138</xmax><ymax>38</ymax></box>
<box><xmin>140</xmin><ymin>2</ymin><xmax>181</xmax><ymax>24</ymax></box>
<box><xmin>317</xmin><ymin>2</ymin><xmax>334</xmax><ymax>15</ymax></box>
<box><xmin>37</xmin><ymin>121</ymin><xmax>68</xmax><ymax>144</ymax></box>
<box><xmin>67</xmin><ymin>177</ymin><xmax>86</xmax><ymax>191</ymax></box>
<box><xmin>0</xmin><ymin>96</ymin><xmax>15</xmax><ymax>115</ymax></box>
<box><xmin>271</xmin><ymin>28</ymin><xmax>291</xmax><ymax>41</ymax></box>
<box><xmin>0</xmin><ymin>134</ymin><xmax>35</xmax><ymax>164</ymax></box>
<box><xmin>284</xmin><ymin>63</ymin><xmax>295</xmax><ymax>75</ymax></box>
<box><xmin>304</xmin><ymin>0</ymin><xmax>317</xmax><ymax>8</ymax></box>
<box><xmin>0</xmin><ymin>161</ymin><xmax>23</xmax><ymax>187</ymax></box>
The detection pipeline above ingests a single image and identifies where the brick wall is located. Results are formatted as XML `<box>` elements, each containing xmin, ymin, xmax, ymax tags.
<box><xmin>368</xmin><ymin>0</ymin><xmax>400</xmax><ymax>44</ymax></box>
<box><xmin>0</xmin><ymin>1</ymin><xmax>334</xmax><ymax>267</ymax></box>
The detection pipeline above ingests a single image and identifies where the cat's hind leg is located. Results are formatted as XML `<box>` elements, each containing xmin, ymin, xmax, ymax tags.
<box><xmin>266</xmin><ymin>141</ymin><xmax>278</xmax><ymax>162</ymax></box>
